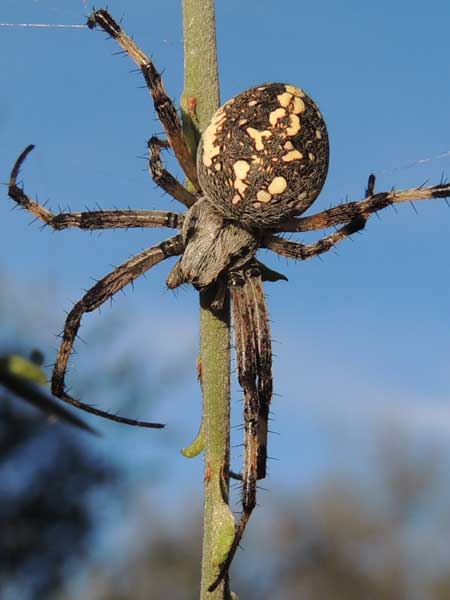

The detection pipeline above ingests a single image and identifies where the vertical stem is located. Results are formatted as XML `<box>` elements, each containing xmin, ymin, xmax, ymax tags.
<box><xmin>181</xmin><ymin>2</ymin><xmax>234</xmax><ymax>598</ymax></box>
<box><xmin>199</xmin><ymin>290</ymin><xmax>232</xmax><ymax>600</ymax></box>
<box><xmin>181</xmin><ymin>0</ymin><xmax>220</xmax><ymax>151</ymax></box>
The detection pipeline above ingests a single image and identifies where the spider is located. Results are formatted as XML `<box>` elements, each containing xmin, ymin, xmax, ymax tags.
<box><xmin>7</xmin><ymin>8</ymin><xmax>450</xmax><ymax>592</ymax></box>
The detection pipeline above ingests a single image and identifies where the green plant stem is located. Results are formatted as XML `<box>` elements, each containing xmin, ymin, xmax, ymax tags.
<box><xmin>181</xmin><ymin>2</ymin><xmax>235</xmax><ymax>598</ymax></box>
<box><xmin>198</xmin><ymin>290</ymin><xmax>233</xmax><ymax>599</ymax></box>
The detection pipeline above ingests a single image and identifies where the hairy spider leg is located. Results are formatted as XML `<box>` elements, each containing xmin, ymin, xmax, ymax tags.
<box><xmin>263</xmin><ymin>218</ymin><xmax>368</xmax><ymax>260</ymax></box>
<box><xmin>8</xmin><ymin>146</ymin><xmax>184</xmax><ymax>231</ymax></box>
<box><xmin>50</xmin><ymin>236</ymin><xmax>184</xmax><ymax>428</ymax></box>
<box><xmin>147</xmin><ymin>136</ymin><xmax>197</xmax><ymax>208</ymax></box>
<box><xmin>209</xmin><ymin>264</ymin><xmax>272</xmax><ymax>592</ymax></box>
<box><xmin>275</xmin><ymin>183</ymin><xmax>450</xmax><ymax>233</ymax></box>
<box><xmin>87</xmin><ymin>9</ymin><xmax>199</xmax><ymax>191</ymax></box>
<box><xmin>211</xmin><ymin>219</ymin><xmax>377</xmax><ymax>589</ymax></box>
<box><xmin>208</xmin><ymin>270</ymin><xmax>256</xmax><ymax>592</ymax></box>
<box><xmin>244</xmin><ymin>265</ymin><xmax>272</xmax><ymax>479</ymax></box>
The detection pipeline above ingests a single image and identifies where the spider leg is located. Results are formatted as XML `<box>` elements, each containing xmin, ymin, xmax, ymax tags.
<box><xmin>87</xmin><ymin>10</ymin><xmax>199</xmax><ymax>190</ymax></box>
<box><xmin>51</xmin><ymin>235</ymin><xmax>184</xmax><ymax>428</ymax></box>
<box><xmin>209</xmin><ymin>264</ymin><xmax>272</xmax><ymax>592</ymax></box>
<box><xmin>275</xmin><ymin>181</ymin><xmax>450</xmax><ymax>233</ymax></box>
<box><xmin>264</xmin><ymin>218</ymin><xmax>367</xmax><ymax>260</ymax></box>
<box><xmin>243</xmin><ymin>265</ymin><xmax>272</xmax><ymax>480</ymax></box>
<box><xmin>208</xmin><ymin>269</ymin><xmax>257</xmax><ymax>591</ymax></box>
<box><xmin>8</xmin><ymin>145</ymin><xmax>184</xmax><ymax>231</ymax></box>
<box><xmin>148</xmin><ymin>136</ymin><xmax>197</xmax><ymax>208</ymax></box>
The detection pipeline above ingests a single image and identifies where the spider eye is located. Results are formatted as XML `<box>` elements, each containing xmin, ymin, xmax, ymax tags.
<box><xmin>197</xmin><ymin>82</ymin><xmax>329</xmax><ymax>227</ymax></box>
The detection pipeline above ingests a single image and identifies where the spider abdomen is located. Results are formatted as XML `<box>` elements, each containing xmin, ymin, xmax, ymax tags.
<box><xmin>197</xmin><ymin>83</ymin><xmax>329</xmax><ymax>227</ymax></box>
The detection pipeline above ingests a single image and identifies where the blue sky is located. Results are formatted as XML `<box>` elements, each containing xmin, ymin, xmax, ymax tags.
<box><xmin>1</xmin><ymin>0</ymin><xmax>450</xmax><ymax>530</ymax></box>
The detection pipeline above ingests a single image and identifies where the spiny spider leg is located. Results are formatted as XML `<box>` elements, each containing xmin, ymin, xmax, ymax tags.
<box><xmin>276</xmin><ymin>181</ymin><xmax>450</xmax><ymax>233</ymax></box>
<box><xmin>50</xmin><ymin>209</ymin><xmax>182</xmax><ymax>231</ymax></box>
<box><xmin>51</xmin><ymin>235</ymin><xmax>183</xmax><ymax>428</ymax></box>
<box><xmin>148</xmin><ymin>136</ymin><xmax>197</xmax><ymax>208</ymax></box>
<box><xmin>208</xmin><ymin>269</ymin><xmax>257</xmax><ymax>592</ymax></box>
<box><xmin>209</xmin><ymin>264</ymin><xmax>273</xmax><ymax>592</ymax></box>
<box><xmin>8</xmin><ymin>145</ymin><xmax>184</xmax><ymax>231</ymax></box>
<box><xmin>87</xmin><ymin>10</ymin><xmax>199</xmax><ymax>190</ymax></box>
<box><xmin>264</xmin><ymin>218</ymin><xmax>367</xmax><ymax>260</ymax></box>
<box><xmin>244</xmin><ymin>265</ymin><xmax>272</xmax><ymax>480</ymax></box>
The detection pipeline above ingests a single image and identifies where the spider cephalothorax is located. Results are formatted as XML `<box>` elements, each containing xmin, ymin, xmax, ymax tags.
<box><xmin>166</xmin><ymin>197</ymin><xmax>259</xmax><ymax>290</ymax></box>
<box><xmin>8</xmin><ymin>8</ymin><xmax>450</xmax><ymax>593</ymax></box>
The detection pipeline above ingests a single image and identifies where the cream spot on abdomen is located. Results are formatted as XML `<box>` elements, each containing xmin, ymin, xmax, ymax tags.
<box><xmin>233</xmin><ymin>160</ymin><xmax>250</xmax><ymax>179</ymax></box>
<box><xmin>269</xmin><ymin>107</ymin><xmax>286</xmax><ymax>126</ymax></box>
<box><xmin>286</xmin><ymin>114</ymin><xmax>301</xmax><ymax>136</ymax></box>
<box><xmin>277</xmin><ymin>92</ymin><xmax>294</xmax><ymax>107</ymax></box>
<box><xmin>268</xmin><ymin>176</ymin><xmax>287</xmax><ymax>195</ymax></box>
<box><xmin>234</xmin><ymin>179</ymin><xmax>247</xmax><ymax>194</ymax></box>
<box><xmin>282</xmin><ymin>150</ymin><xmax>303</xmax><ymax>162</ymax></box>
<box><xmin>292</xmin><ymin>96</ymin><xmax>305</xmax><ymax>114</ymax></box>
<box><xmin>246</xmin><ymin>127</ymin><xmax>272</xmax><ymax>150</ymax></box>
<box><xmin>257</xmin><ymin>190</ymin><xmax>272</xmax><ymax>203</ymax></box>
<box><xmin>285</xmin><ymin>85</ymin><xmax>305</xmax><ymax>97</ymax></box>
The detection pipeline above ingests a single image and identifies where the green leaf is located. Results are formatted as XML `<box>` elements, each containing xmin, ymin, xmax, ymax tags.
<box><xmin>0</xmin><ymin>353</ymin><xmax>47</xmax><ymax>385</ymax></box>
<box><xmin>181</xmin><ymin>417</ymin><xmax>205</xmax><ymax>457</ymax></box>
<box><xmin>0</xmin><ymin>353</ymin><xmax>97</xmax><ymax>434</ymax></box>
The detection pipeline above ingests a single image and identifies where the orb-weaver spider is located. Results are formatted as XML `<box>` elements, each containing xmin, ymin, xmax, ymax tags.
<box><xmin>8</xmin><ymin>9</ymin><xmax>450</xmax><ymax>591</ymax></box>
